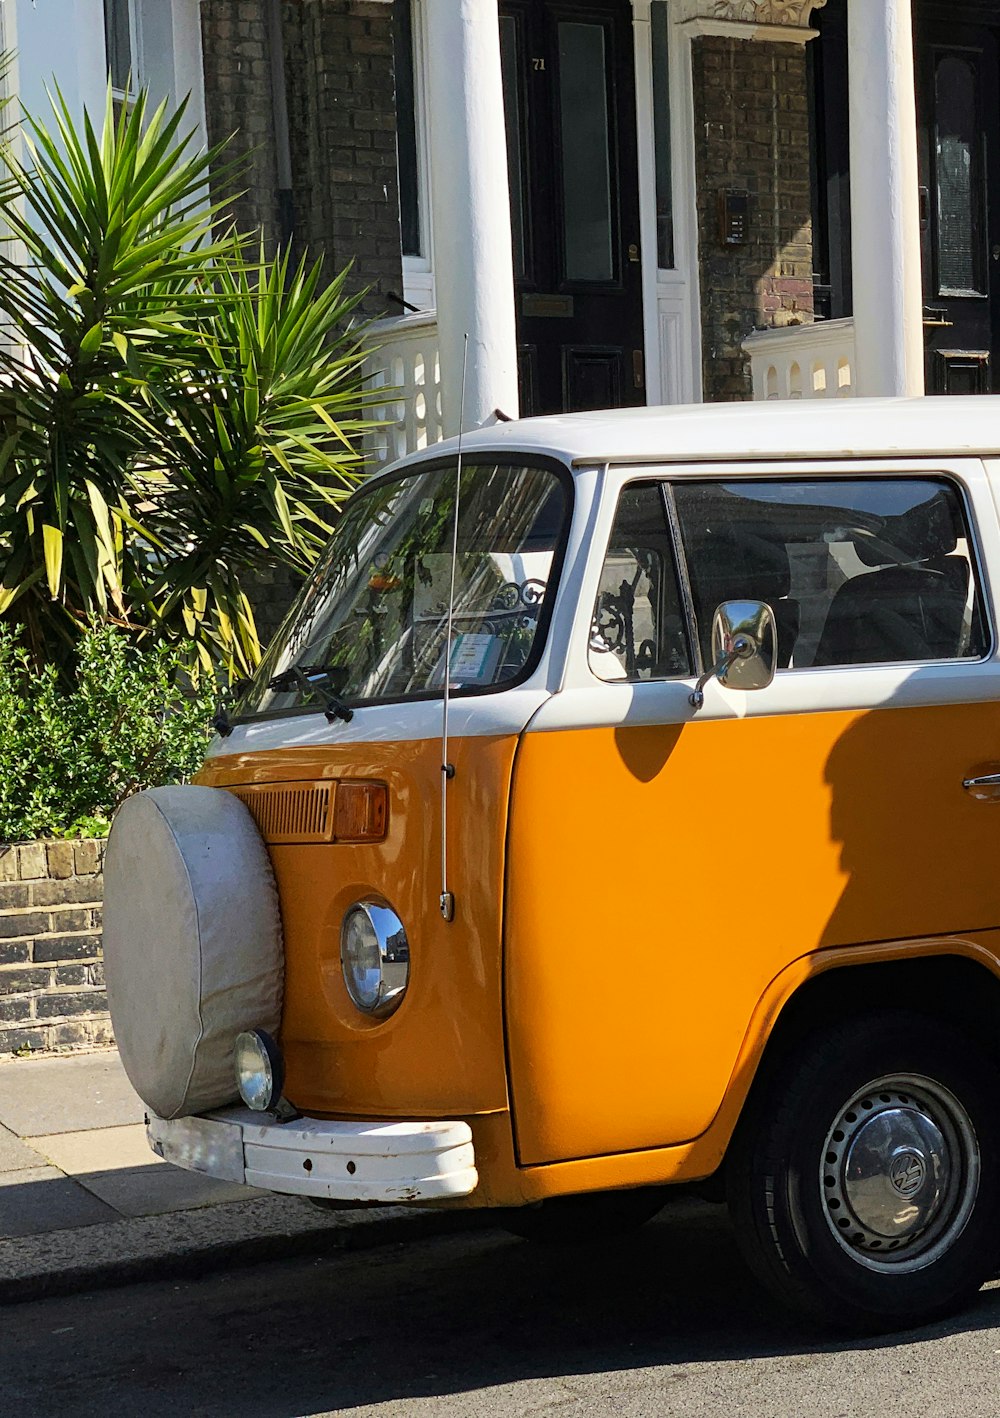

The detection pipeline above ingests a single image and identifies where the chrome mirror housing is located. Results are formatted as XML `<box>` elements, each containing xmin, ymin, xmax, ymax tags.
<box><xmin>689</xmin><ymin>599</ymin><xmax>777</xmax><ymax>709</ymax></box>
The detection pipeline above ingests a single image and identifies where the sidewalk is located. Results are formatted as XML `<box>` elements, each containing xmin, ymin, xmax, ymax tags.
<box><xmin>0</xmin><ymin>1049</ymin><xmax>477</xmax><ymax>1305</ymax></box>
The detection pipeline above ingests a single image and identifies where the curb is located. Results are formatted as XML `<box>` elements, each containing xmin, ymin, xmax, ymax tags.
<box><xmin>0</xmin><ymin>1196</ymin><xmax>488</xmax><ymax>1307</ymax></box>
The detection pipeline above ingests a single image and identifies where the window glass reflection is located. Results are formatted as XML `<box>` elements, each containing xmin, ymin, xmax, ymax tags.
<box><xmin>558</xmin><ymin>22</ymin><xmax>614</xmax><ymax>283</ymax></box>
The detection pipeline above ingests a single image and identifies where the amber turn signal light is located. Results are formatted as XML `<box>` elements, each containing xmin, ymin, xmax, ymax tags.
<box><xmin>333</xmin><ymin>780</ymin><xmax>389</xmax><ymax>843</ymax></box>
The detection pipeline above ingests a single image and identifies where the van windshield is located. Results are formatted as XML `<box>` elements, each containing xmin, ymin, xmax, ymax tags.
<box><xmin>237</xmin><ymin>459</ymin><xmax>570</xmax><ymax>720</ymax></box>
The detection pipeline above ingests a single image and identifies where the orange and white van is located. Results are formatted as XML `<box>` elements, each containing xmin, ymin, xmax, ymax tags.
<box><xmin>104</xmin><ymin>396</ymin><xmax>1000</xmax><ymax>1332</ymax></box>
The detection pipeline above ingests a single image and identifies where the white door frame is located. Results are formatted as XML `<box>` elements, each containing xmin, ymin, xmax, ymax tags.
<box><xmin>631</xmin><ymin>0</ymin><xmax>703</xmax><ymax>406</ymax></box>
<box><xmin>405</xmin><ymin>0</ymin><xmax>706</xmax><ymax>410</ymax></box>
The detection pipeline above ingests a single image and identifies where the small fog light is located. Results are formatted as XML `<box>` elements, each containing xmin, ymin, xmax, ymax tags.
<box><xmin>235</xmin><ymin>1029</ymin><xmax>285</xmax><ymax>1111</ymax></box>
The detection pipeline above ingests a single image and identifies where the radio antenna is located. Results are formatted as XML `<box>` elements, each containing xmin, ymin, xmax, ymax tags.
<box><xmin>439</xmin><ymin>334</ymin><xmax>469</xmax><ymax>923</ymax></box>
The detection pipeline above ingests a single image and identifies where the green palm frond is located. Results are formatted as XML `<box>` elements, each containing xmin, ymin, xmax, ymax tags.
<box><xmin>0</xmin><ymin>79</ymin><xmax>380</xmax><ymax>678</ymax></box>
<box><xmin>124</xmin><ymin>244</ymin><xmax>381</xmax><ymax>672</ymax></box>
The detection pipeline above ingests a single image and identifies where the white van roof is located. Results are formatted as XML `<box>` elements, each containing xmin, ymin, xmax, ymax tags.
<box><xmin>401</xmin><ymin>396</ymin><xmax>1000</xmax><ymax>471</ymax></box>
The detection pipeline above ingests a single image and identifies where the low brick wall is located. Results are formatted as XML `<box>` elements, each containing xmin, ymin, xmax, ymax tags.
<box><xmin>0</xmin><ymin>840</ymin><xmax>109</xmax><ymax>1055</ymax></box>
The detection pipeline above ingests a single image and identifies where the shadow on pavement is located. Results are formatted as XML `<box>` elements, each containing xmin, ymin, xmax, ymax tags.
<box><xmin>4</xmin><ymin>1198</ymin><xmax>1000</xmax><ymax>1417</ymax></box>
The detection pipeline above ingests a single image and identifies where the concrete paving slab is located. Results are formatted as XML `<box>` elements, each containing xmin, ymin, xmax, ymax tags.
<box><xmin>72</xmin><ymin>1163</ymin><xmax>257</xmax><ymax>1218</ymax></box>
<box><xmin>31</xmin><ymin>1123</ymin><xmax>157</xmax><ymax>1176</ymax></box>
<box><xmin>30</xmin><ymin>1121</ymin><xmax>264</xmax><ymax>1216</ymax></box>
<box><xmin>0</xmin><ymin>1167</ymin><xmax>119</xmax><ymax>1238</ymax></box>
<box><xmin>0</xmin><ymin>1122</ymin><xmax>47</xmax><ymax>1173</ymax></box>
<box><xmin>0</xmin><ymin>1051</ymin><xmax>143</xmax><ymax>1137</ymax></box>
<box><xmin>0</xmin><ymin>1042</ymin><xmax>482</xmax><ymax>1307</ymax></box>
<box><xmin>0</xmin><ymin>1192</ymin><xmax>482</xmax><ymax>1304</ymax></box>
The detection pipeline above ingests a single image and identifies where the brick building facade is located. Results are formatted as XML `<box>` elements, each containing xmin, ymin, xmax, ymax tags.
<box><xmin>198</xmin><ymin>0</ymin><xmax>406</xmax><ymax>637</ymax></box>
<box><xmin>19</xmin><ymin>1</ymin><xmax>988</xmax><ymax>489</ymax></box>
<box><xmin>192</xmin><ymin>0</ymin><xmax>825</xmax><ymax>435</ymax></box>
<box><xmin>200</xmin><ymin>0</ymin><xmax>284</xmax><ymax>252</ymax></box>
<box><xmin>199</xmin><ymin>0</ymin><xmax>402</xmax><ymax>320</ymax></box>
<box><xmin>691</xmin><ymin>36</ymin><xmax>814</xmax><ymax>400</ymax></box>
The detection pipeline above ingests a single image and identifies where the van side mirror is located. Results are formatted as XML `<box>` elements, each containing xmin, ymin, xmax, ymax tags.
<box><xmin>689</xmin><ymin>600</ymin><xmax>777</xmax><ymax>709</ymax></box>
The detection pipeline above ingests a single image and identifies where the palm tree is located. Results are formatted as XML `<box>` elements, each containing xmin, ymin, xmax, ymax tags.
<box><xmin>0</xmin><ymin>84</ymin><xmax>376</xmax><ymax>677</ymax></box>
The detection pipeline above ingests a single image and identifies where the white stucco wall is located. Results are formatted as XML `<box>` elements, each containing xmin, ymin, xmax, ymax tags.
<box><xmin>5</xmin><ymin>0</ymin><xmax>107</xmax><ymax>127</ymax></box>
<box><xmin>1</xmin><ymin>0</ymin><xmax>205</xmax><ymax>145</ymax></box>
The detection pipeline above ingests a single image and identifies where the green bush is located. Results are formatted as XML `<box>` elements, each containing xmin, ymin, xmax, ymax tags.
<box><xmin>0</xmin><ymin>624</ymin><xmax>216</xmax><ymax>842</ymax></box>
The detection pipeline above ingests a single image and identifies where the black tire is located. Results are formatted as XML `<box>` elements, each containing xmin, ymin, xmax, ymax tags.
<box><xmin>727</xmin><ymin>1009</ymin><xmax>1000</xmax><ymax>1333</ymax></box>
<box><xmin>501</xmin><ymin>1186</ymin><xmax>669</xmax><ymax>1245</ymax></box>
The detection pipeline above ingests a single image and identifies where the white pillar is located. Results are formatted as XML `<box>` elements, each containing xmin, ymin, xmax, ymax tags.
<box><xmin>630</xmin><ymin>1</ymin><xmax>663</xmax><ymax>408</ymax></box>
<box><xmin>425</xmin><ymin>0</ymin><xmax>520</xmax><ymax>435</ymax></box>
<box><xmin>848</xmin><ymin>0</ymin><xmax>925</xmax><ymax>397</ymax></box>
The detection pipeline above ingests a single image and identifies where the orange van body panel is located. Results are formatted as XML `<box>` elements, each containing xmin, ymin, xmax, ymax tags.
<box><xmin>464</xmin><ymin>935</ymin><xmax>1000</xmax><ymax>1206</ymax></box>
<box><xmin>505</xmin><ymin>704</ymin><xmax>1000</xmax><ymax>1165</ymax></box>
<box><xmin>198</xmin><ymin>699</ymin><xmax>1000</xmax><ymax>1207</ymax></box>
<box><xmin>198</xmin><ymin>735</ymin><xmax>517</xmax><ymax>1120</ymax></box>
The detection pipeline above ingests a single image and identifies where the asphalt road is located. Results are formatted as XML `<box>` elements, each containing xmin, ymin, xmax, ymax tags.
<box><xmin>2</xmin><ymin>1199</ymin><xmax>1000</xmax><ymax>1418</ymax></box>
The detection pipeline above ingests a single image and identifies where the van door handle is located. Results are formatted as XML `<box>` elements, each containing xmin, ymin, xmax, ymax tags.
<box><xmin>963</xmin><ymin>773</ymin><xmax>1000</xmax><ymax>801</ymax></box>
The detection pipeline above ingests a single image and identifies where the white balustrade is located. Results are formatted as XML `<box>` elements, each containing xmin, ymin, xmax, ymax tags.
<box><xmin>363</xmin><ymin>311</ymin><xmax>444</xmax><ymax>467</ymax></box>
<box><xmin>365</xmin><ymin>311</ymin><xmax>856</xmax><ymax>453</ymax></box>
<box><xmin>743</xmin><ymin>318</ymin><xmax>857</xmax><ymax>402</ymax></box>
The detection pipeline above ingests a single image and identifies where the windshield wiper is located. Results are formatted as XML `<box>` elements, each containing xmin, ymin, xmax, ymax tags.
<box><xmin>268</xmin><ymin>663</ymin><xmax>354</xmax><ymax>723</ymax></box>
<box><xmin>321</xmin><ymin>688</ymin><xmax>354</xmax><ymax>725</ymax></box>
<box><xmin>211</xmin><ymin>703</ymin><xmax>234</xmax><ymax>739</ymax></box>
<box><xmin>211</xmin><ymin>678</ymin><xmax>252</xmax><ymax>739</ymax></box>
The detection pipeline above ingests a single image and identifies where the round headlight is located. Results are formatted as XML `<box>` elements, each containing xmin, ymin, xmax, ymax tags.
<box><xmin>341</xmin><ymin>901</ymin><xmax>409</xmax><ymax>1018</ymax></box>
<box><xmin>234</xmin><ymin>1029</ymin><xmax>285</xmax><ymax>1112</ymax></box>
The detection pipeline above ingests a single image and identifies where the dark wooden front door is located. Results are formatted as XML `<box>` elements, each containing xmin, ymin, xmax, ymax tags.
<box><xmin>915</xmin><ymin>7</ymin><xmax>1000</xmax><ymax>393</ymax></box>
<box><xmin>499</xmin><ymin>0</ymin><xmax>646</xmax><ymax>416</ymax></box>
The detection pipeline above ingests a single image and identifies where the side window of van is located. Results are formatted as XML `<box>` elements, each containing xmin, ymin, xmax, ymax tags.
<box><xmin>673</xmin><ymin>477</ymin><xmax>989</xmax><ymax>669</ymax></box>
<box><xmin>589</xmin><ymin>482</ymin><xmax>692</xmax><ymax>682</ymax></box>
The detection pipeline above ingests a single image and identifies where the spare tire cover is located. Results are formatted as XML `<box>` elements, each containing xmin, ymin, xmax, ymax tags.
<box><xmin>103</xmin><ymin>785</ymin><xmax>283</xmax><ymax>1120</ymax></box>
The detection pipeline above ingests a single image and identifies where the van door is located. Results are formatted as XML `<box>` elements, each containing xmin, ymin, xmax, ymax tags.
<box><xmin>504</xmin><ymin>467</ymin><xmax>1000</xmax><ymax>1166</ymax></box>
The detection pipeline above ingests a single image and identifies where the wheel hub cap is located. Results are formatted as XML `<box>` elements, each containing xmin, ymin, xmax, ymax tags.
<box><xmin>841</xmin><ymin>1107</ymin><xmax>946</xmax><ymax>1240</ymax></box>
<box><xmin>819</xmin><ymin>1074</ymin><xmax>980</xmax><ymax>1273</ymax></box>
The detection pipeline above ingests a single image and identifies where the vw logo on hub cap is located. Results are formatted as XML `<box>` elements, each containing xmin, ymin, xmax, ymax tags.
<box><xmin>889</xmin><ymin>1151</ymin><xmax>926</xmax><ymax>1198</ymax></box>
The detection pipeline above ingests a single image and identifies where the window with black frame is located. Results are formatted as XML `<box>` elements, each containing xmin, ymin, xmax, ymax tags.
<box><xmin>105</xmin><ymin>0</ymin><xmax>136</xmax><ymax>96</ymax></box>
<box><xmin>393</xmin><ymin>0</ymin><xmax>422</xmax><ymax>260</ymax></box>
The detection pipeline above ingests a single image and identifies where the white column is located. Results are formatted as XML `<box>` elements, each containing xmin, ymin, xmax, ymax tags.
<box><xmin>425</xmin><ymin>0</ymin><xmax>519</xmax><ymax>435</ymax></box>
<box><xmin>630</xmin><ymin>1</ymin><xmax>663</xmax><ymax>407</ymax></box>
<box><xmin>848</xmin><ymin>0</ymin><xmax>925</xmax><ymax>397</ymax></box>
<box><xmin>169</xmin><ymin>1</ymin><xmax>209</xmax><ymax>153</ymax></box>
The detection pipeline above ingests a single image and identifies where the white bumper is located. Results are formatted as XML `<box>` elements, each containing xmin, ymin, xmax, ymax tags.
<box><xmin>147</xmin><ymin>1107</ymin><xmax>478</xmax><ymax>1203</ymax></box>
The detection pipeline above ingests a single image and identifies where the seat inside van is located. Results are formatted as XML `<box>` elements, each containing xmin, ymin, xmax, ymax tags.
<box><xmin>812</xmin><ymin>545</ymin><xmax>971</xmax><ymax>666</ymax></box>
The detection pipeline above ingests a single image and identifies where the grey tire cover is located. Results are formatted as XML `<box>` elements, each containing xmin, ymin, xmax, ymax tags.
<box><xmin>103</xmin><ymin>785</ymin><xmax>283</xmax><ymax>1120</ymax></box>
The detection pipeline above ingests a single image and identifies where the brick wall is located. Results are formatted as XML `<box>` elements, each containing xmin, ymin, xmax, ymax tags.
<box><xmin>200</xmin><ymin>0</ymin><xmax>402</xmax><ymax>315</ymax></box>
<box><xmin>691</xmin><ymin>36</ymin><xmax>814</xmax><ymax>402</ymax></box>
<box><xmin>282</xmin><ymin>0</ymin><xmax>403</xmax><ymax>319</ymax></box>
<box><xmin>0</xmin><ymin>842</ymin><xmax>109</xmax><ymax>1055</ymax></box>
<box><xmin>251</xmin><ymin>562</ymin><xmax>301</xmax><ymax>651</ymax></box>
<box><xmin>200</xmin><ymin>0</ymin><xmax>283</xmax><ymax>248</ymax></box>
<box><xmin>200</xmin><ymin>0</ymin><xmax>403</xmax><ymax>643</ymax></box>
